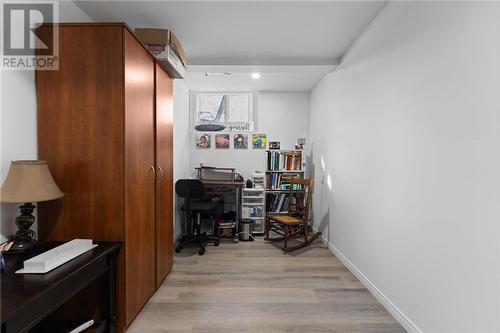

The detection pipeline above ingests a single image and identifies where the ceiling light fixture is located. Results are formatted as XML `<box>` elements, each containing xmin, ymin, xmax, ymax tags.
<box><xmin>204</xmin><ymin>72</ymin><xmax>233</xmax><ymax>76</ymax></box>
<box><xmin>251</xmin><ymin>72</ymin><xmax>261</xmax><ymax>79</ymax></box>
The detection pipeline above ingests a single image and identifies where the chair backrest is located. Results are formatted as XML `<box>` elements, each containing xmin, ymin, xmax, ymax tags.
<box><xmin>287</xmin><ymin>177</ymin><xmax>312</xmax><ymax>224</ymax></box>
<box><xmin>175</xmin><ymin>179</ymin><xmax>205</xmax><ymax>199</ymax></box>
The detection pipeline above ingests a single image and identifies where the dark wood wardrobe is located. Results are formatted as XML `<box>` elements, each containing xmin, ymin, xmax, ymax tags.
<box><xmin>36</xmin><ymin>23</ymin><xmax>174</xmax><ymax>332</ymax></box>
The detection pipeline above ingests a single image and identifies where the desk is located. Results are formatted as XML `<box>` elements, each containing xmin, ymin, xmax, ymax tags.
<box><xmin>1</xmin><ymin>241</ymin><xmax>121</xmax><ymax>333</ymax></box>
<box><xmin>199</xmin><ymin>179</ymin><xmax>244</xmax><ymax>241</ymax></box>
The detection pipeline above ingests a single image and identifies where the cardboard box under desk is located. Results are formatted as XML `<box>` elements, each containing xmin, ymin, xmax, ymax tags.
<box><xmin>218</xmin><ymin>227</ymin><xmax>235</xmax><ymax>238</ymax></box>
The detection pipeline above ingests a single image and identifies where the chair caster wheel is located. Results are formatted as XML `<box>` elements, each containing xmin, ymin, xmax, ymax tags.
<box><xmin>214</xmin><ymin>240</ymin><xmax>220</xmax><ymax>247</ymax></box>
<box><xmin>198</xmin><ymin>248</ymin><xmax>205</xmax><ymax>255</ymax></box>
<box><xmin>175</xmin><ymin>245</ymin><xmax>182</xmax><ymax>253</ymax></box>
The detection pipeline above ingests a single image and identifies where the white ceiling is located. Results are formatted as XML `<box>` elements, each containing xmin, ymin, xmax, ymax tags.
<box><xmin>74</xmin><ymin>1</ymin><xmax>387</xmax><ymax>91</ymax></box>
<box><xmin>184</xmin><ymin>64</ymin><xmax>337</xmax><ymax>91</ymax></box>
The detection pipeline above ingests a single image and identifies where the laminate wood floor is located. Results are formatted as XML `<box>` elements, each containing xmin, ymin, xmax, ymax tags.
<box><xmin>127</xmin><ymin>236</ymin><xmax>405</xmax><ymax>333</ymax></box>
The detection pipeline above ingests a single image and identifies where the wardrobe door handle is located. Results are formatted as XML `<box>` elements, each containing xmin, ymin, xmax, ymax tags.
<box><xmin>149</xmin><ymin>166</ymin><xmax>156</xmax><ymax>183</ymax></box>
<box><xmin>157</xmin><ymin>166</ymin><xmax>163</xmax><ymax>183</ymax></box>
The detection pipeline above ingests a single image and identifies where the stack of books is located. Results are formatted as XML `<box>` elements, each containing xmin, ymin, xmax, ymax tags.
<box><xmin>266</xmin><ymin>173</ymin><xmax>303</xmax><ymax>190</ymax></box>
<box><xmin>267</xmin><ymin>151</ymin><xmax>302</xmax><ymax>171</ymax></box>
<box><xmin>266</xmin><ymin>193</ymin><xmax>291</xmax><ymax>213</ymax></box>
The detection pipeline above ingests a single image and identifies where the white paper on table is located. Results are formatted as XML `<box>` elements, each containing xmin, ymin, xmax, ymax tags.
<box><xmin>16</xmin><ymin>239</ymin><xmax>97</xmax><ymax>274</ymax></box>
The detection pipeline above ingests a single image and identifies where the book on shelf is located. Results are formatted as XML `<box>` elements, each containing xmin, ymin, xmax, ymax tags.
<box><xmin>266</xmin><ymin>172</ymin><xmax>304</xmax><ymax>190</ymax></box>
<box><xmin>266</xmin><ymin>192</ymin><xmax>293</xmax><ymax>213</ymax></box>
<box><xmin>266</xmin><ymin>150</ymin><xmax>302</xmax><ymax>171</ymax></box>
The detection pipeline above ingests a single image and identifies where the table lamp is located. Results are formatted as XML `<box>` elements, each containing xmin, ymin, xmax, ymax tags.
<box><xmin>0</xmin><ymin>160</ymin><xmax>63</xmax><ymax>252</ymax></box>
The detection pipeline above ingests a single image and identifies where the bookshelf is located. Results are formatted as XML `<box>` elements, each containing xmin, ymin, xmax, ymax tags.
<box><xmin>265</xmin><ymin>150</ymin><xmax>304</xmax><ymax>215</ymax></box>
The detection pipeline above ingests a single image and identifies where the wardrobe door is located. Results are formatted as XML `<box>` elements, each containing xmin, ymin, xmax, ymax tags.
<box><xmin>37</xmin><ymin>25</ymin><xmax>124</xmax><ymax>242</ymax></box>
<box><xmin>155</xmin><ymin>64</ymin><xmax>174</xmax><ymax>286</ymax></box>
<box><xmin>124</xmin><ymin>29</ymin><xmax>156</xmax><ymax>324</ymax></box>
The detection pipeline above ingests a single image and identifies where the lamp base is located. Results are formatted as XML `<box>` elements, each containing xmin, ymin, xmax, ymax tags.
<box><xmin>6</xmin><ymin>239</ymin><xmax>38</xmax><ymax>254</ymax></box>
<box><xmin>5</xmin><ymin>203</ymin><xmax>38</xmax><ymax>254</ymax></box>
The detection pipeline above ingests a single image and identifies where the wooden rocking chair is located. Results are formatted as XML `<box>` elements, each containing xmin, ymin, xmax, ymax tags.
<box><xmin>264</xmin><ymin>177</ymin><xmax>321</xmax><ymax>252</ymax></box>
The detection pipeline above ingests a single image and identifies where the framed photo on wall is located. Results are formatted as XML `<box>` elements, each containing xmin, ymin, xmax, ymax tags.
<box><xmin>269</xmin><ymin>141</ymin><xmax>280</xmax><ymax>150</ymax></box>
<box><xmin>233</xmin><ymin>134</ymin><xmax>248</xmax><ymax>149</ymax></box>
<box><xmin>215</xmin><ymin>134</ymin><xmax>230</xmax><ymax>149</ymax></box>
<box><xmin>195</xmin><ymin>133</ymin><xmax>211</xmax><ymax>149</ymax></box>
<box><xmin>252</xmin><ymin>134</ymin><xmax>267</xmax><ymax>149</ymax></box>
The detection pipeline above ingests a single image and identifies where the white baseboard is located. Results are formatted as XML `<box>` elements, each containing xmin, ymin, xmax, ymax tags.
<box><xmin>312</xmin><ymin>226</ymin><xmax>422</xmax><ymax>333</ymax></box>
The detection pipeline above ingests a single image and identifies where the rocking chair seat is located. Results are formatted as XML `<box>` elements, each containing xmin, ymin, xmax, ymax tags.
<box><xmin>265</xmin><ymin>176</ymin><xmax>321</xmax><ymax>253</ymax></box>
<box><xmin>269</xmin><ymin>215</ymin><xmax>303</xmax><ymax>225</ymax></box>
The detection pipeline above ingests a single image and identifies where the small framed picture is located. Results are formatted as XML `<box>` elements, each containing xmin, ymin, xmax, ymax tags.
<box><xmin>252</xmin><ymin>134</ymin><xmax>267</xmax><ymax>149</ymax></box>
<box><xmin>269</xmin><ymin>141</ymin><xmax>280</xmax><ymax>150</ymax></box>
<box><xmin>215</xmin><ymin>134</ymin><xmax>230</xmax><ymax>149</ymax></box>
<box><xmin>233</xmin><ymin>134</ymin><xmax>248</xmax><ymax>149</ymax></box>
<box><xmin>195</xmin><ymin>133</ymin><xmax>211</xmax><ymax>149</ymax></box>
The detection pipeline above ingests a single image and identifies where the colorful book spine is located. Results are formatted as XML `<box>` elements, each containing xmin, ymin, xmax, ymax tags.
<box><xmin>267</xmin><ymin>151</ymin><xmax>302</xmax><ymax>171</ymax></box>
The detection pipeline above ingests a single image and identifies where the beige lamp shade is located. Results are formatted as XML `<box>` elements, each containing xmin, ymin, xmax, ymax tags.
<box><xmin>0</xmin><ymin>160</ymin><xmax>64</xmax><ymax>203</ymax></box>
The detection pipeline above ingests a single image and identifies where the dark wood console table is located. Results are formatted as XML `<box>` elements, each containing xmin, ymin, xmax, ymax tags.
<box><xmin>1</xmin><ymin>241</ymin><xmax>121</xmax><ymax>333</ymax></box>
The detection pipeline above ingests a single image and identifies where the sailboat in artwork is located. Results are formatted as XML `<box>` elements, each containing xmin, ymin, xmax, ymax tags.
<box><xmin>195</xmin><ymin>95</ymin><xmax>226</xmax><ymax>131</ymax></box>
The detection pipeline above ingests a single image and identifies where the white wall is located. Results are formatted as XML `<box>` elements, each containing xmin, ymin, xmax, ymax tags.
<box><xmin>0</xmin><ymin>70</ymin><xmax>38</xmax><ymax>242</ymax></box>
<box><xmin>173</xmin><ymin>80</ymin><xmax>190</xmax><ymax>238</ymax></box>
<box><xmin>0</xmin><ymin>1</ymin><xmax>92</xmax><ymax>242</ymax></box>
<box><xmin>309</xmin><ymin>2</ymin><xmax>500</xmax><ymax>332</ymax></box>
<box><xmin>190</xmin><ymin>91</ymin><xmax>310</xmax><ymax>181</ymax></box>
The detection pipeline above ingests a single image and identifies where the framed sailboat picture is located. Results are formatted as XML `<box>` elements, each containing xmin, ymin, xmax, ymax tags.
<box><xmin>193</xmin><ymin>93</ymin><xmax>254</xmax><ymax>132</ymax></box>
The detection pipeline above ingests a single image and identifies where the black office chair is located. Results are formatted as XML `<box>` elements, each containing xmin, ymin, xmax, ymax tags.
<box><xmin>175</xmin><ymin>179</ymin><xmax>222</xmax><ymax>255</ymax></box>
